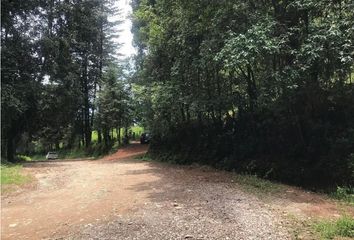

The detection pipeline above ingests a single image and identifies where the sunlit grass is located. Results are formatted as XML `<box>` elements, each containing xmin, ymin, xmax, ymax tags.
<box><xmin>92</xmin><ymin>126</ymin><xmax>144</xmax><ymax>141</ymax></box>
<box><xmin>315</xmin><ymin>216</ymin><xmax>354</xmax><ymax>239</ymax></box>
<box><xmin>232</xmin><ymin>174</ymin><xmax>285</xmax><ymax>195</ymax></box>
<box><xmin>1</xmin><ymin>164</ymin><xmax>32</xmax><ymax>185</ymax></box>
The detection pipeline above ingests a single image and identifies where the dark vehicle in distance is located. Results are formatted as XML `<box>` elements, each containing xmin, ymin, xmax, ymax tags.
<box><xmin>140</xmin><ymin>133</ymin><xmax>150</xmax><ymax>144</ymax></box>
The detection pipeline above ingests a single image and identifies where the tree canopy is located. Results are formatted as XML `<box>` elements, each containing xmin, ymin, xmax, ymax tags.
<box><xmin>131</xmin><ymin>0</ymin><xmax>354</xmax><ymax>187</ymax></box>
<box><xmin>1</xmin><ymin>0</ymin><xmax>132</xmax><ymax>160</ymax></box>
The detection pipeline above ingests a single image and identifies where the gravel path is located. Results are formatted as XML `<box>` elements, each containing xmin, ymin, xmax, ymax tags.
<box><xmin>2</xmin><ymin>143</ymin><xmax>349</xmax><ymax>240</ymax></box>
<box><xmin>66</xmin><ymin>164</ymin><xmax>290</xmax><ymax>240</ymax></box>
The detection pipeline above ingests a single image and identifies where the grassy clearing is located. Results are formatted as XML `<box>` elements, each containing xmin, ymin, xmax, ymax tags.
<box><xmin>1</xmin><ymin>164</ymin><xmax>32</xmax><ymax>185</ymax></box>
<box><xmin>315</xmin><ymin>216</ymin><xmax>354</xmax><ymax>239</ymax></box>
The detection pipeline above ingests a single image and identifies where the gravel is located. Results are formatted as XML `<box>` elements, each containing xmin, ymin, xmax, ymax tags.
<box><xmin>61</xmin><ymin>164</ymin><xmax>290</xmax><ymax>240</ymax></box>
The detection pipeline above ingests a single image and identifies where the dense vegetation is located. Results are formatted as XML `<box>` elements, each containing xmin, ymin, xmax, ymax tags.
<box><xmin>1</xmin><ymin>0</ymin><xmax>134</xmax><ymax>161</ymax></box>
<box><xmin>131</xmin><ymin>0</ymin><xmax>354</xmax><ymax>188</ymax></box>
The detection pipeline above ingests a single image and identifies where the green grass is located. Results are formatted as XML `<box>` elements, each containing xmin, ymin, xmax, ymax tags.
<box><xmin>330</xmin><ymin>186</ymin><xmax>354</xmax><ymax>205</ymax></box>
<box><xmin>233</xmin><ymin>174</ymin><xmax>285</xmax><ymax>195</ymax></box>
<box><xmin>1</xmin><ymin>164</ymin><xmax>32</xmax><ymax>185</ymax></box>
<box><xmin>315</xmin><ymin>216</ymin><xmax>354</xmax><ymax>239</ymax></box>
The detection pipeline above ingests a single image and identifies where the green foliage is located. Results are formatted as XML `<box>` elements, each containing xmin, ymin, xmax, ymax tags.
<box><xmin>331</xmin><ymin>186</ymin><xmax>354</xmax><ymax>204</ymax></box>
<box><xmin>1</xmin><ymin>0</ymin><xmax>125</xmax><ymax>160</ymax></box>
<box><xmin>96</xmin><ymin>66</ymin><xmax>132</xmax><ymax>130</ymax></box>
<box><xmin>94</xmin><ymin>65</ymin><xmax>134</xmax><ymax>147</ymax></box>
<box><xmin>315</xmin><ymin>216</ymin><xmax>354</xmax><ymax>239</ymax></box>
<box><xmin>16</xmin><ymin>155</ymin><xmax>32</xmax><ymax>162</ymax></box>
<box><xmin>133</xmin><ymin>0</ymin><xmax>354</xmax><ymax>188</ymax></box>
<box><xmin>28</xmin><ymin>154</ymin><xmax>46</xmax><ymax>161</ymax></box>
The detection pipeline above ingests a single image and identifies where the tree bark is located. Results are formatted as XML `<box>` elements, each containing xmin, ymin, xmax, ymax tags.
<box><xmin>83</xmin><ymin>52</ymin><xmax>91</xmax><ymax>148</ymax></box>
<box><xmin>97</xmin><ymin>130</ymin><xmax>102</xmax><ymax>143</ymax></box>
<box><xmin>116</xmin><ymin>128</ymin><xmax>121</xmax><ymax>144</ymax></box>
<box><xmin>6</xmin><ymin>135</ymin><xmax>14</xmax><ymax>162</ymax></box>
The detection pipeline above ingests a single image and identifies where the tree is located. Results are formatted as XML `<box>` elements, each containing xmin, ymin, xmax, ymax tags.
<box><xmin>96</xmin><ymin>66</ymin><xmax>131</xmax><ymax>147</ymax></box>
<box><xmin>1</xmin><ymin>0</ymin><xmax>124</xmax><ymax>160</ymax></box>
<box><xmin>1</xmin><ymin>0</ymin><xmax>41</xmax><ymax>161</ymax></box>
<box><xmin>132</xmin><ymin>0</ymin><xmax>354</xmax><ymax>187</ymax></box>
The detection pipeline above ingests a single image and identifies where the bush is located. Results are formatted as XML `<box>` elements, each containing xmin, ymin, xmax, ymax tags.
<box><xmin>331</xmin><ymin>186</ymin><xmax>354</xmax><ymax>204</ymax></box>
<box><xmin>16</xmin><ymin>155</ymin><xmax>32</xmax><ymax>162</ymax></box>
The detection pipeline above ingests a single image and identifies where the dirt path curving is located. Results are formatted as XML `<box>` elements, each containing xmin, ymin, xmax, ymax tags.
<box><xmin>1</xmin><ymin>143</ymin><xmax>351</xmax><ymax>239</ymax></box>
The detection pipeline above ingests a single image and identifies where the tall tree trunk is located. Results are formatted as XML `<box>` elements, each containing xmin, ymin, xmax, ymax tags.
<box><xmin>6</xmin><ymin>135</ymin><xmax>14</xmax><ymax>162</ymax></box>
<box><xmin>116</xmin><ymin>127</ymin><xmax>121</xmax><ymax>144</ymax></box>
<box><xmin>83</xmin><ymin>53</ymin><xmax>91</xmax><ymax>148</ymax></box>
<box><xmin>246</xmin><ymin>65</ymin><xmax>257</xmax><ymax>112</ymax></box>
<box><xmin>103</xmin><ymin>128</ymin><xmax>109</xmax><ymax>147</ymax></box>
<box><xmin>96</xmin><ymin>4</ymin><xmax>104</xmax><ymax>145</ymax></box>
<box><xmin>81</xmin><ymin>109</ymin><xmax>85</xmax><ymax>148</ymax></box>
<box><xmin>97</xmin><ymin>130</ymin><xmax>102</xmax><ymax>143</ymax></box>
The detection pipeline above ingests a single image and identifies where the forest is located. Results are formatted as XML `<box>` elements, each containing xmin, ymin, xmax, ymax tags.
<box><xmin>1</xmin><ymin>0</ymin><xmax>136</xmax><ymax>161</ymax></box>
<box><xmin>131</xmin><ymin>0</ymin><xmax>354</xmax><ymax>188</ymax></box>
<box><xmin>2</xmin><ymin>0</ymin><xmax>354</xmax><ymax>189</ymax></box>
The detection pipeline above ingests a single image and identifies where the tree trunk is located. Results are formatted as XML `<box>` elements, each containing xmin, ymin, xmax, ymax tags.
<box><xmin>97</xmin><ymin>130</ymin><xmax>102</xmax><ymax>143</ymax></box>
<box><xmin>83</xmin><ymin>53</ymin><xmax>91</xmax><ymax>148</ymax></box>
<box><xmin>6</xmin><ymin>135</ymin><xmax>14</xmax><ymax>162</ymax></box>
<box><xmin>103</xmin><ymin>128</ymin><xmax>109</xmax><ymax>147</ymax></box>
<box><xmin>116</xmin><ymin>128</ymin><xmax>121</xmax><ymax>144</ymax></box>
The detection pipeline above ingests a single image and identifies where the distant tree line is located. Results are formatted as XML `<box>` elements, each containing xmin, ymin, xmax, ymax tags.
<box><xmin>1</xmin><ymin>0</ymin><xmax>132</xmax><ymax>161</ymax></box>
<box><xmin>132</xmin><ymin>0</ymin><xmax>354</xmax><ymax>188</ymax></box>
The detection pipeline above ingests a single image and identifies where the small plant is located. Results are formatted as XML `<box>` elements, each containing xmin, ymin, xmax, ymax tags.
<box><xmin>331</xmin><ymin>186</ymin><xmax>354</xmax><ymax>204</ymax></box>
<box><xmin>315</xmin><ymin>216</ymin><xmax>354</xmax><ymax>239</ymax></box>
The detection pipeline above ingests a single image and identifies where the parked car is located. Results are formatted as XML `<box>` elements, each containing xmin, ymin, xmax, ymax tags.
<box><xmin>46</xmin><ymin>152</ymin><xmax>59</xmax><ymax>160</ymax></box>
<box><xmin>140</xmin><ymin>133</ymin><xmax>151</xmax><ymax>144</ymax></box>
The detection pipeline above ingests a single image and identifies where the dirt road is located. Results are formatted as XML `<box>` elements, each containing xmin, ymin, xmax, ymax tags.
<box><xmin>1</xmin><ymin>143</ymin><xmax>350</xmax><ymax>239</ymax></box>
